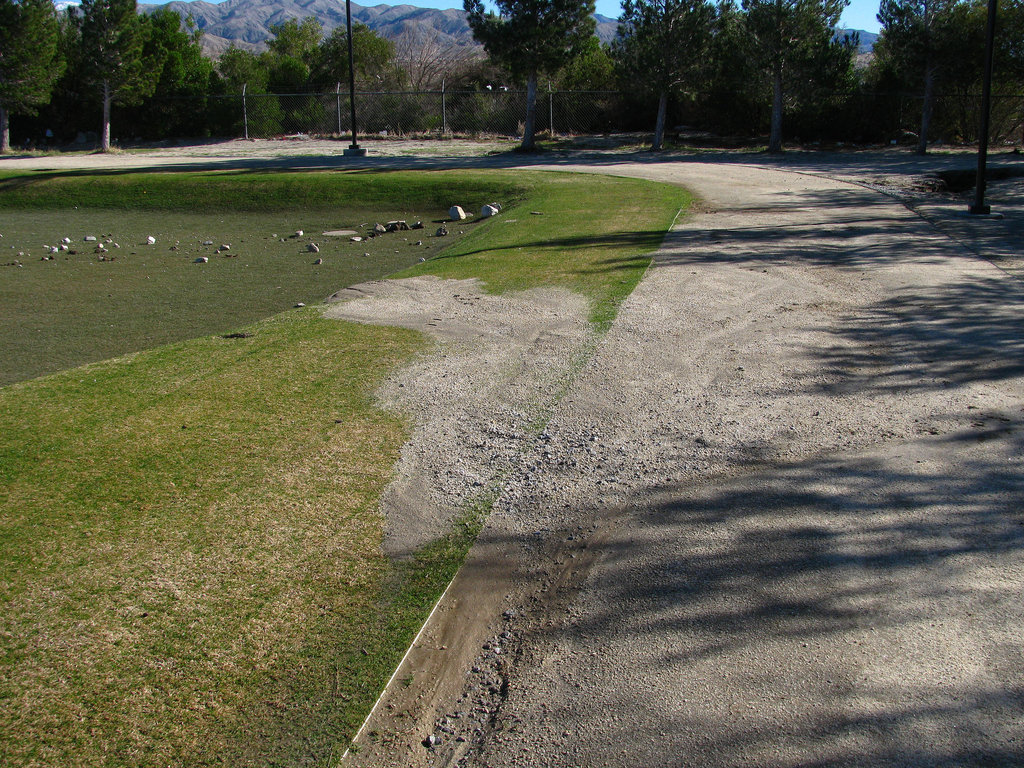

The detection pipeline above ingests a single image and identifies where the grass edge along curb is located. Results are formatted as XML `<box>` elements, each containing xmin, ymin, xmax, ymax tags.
<box><xmin>341</xmin><ymin>175</ymin><xmax>690</xmax><ymax>757</ymax></box>
<box><xmin>399</xmin><ymin>170</ymin><xmax>691</xmax><ymax>331</ymax></box>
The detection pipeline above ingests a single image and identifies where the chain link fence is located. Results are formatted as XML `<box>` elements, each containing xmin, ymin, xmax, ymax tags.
<box><xmin>216</xmin><ymin>89</ymin><xmax>626</xmax><ymax>139</ymax></box>
<box><xmin>29</xmin><ymin>87</ymin><xmax>1024</xmax><ymax>148</ymax></box>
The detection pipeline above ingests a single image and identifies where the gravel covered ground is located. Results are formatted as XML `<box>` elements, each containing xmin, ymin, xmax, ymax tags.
<box><xmin>331</xmin><ymin>156</ymin><xmax>1024</xmax><ymax>768</ymax></box>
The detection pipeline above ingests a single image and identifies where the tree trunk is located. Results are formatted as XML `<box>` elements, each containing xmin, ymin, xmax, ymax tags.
<box><xmin>0</xmin><ymin>105</ymin><xmax>9</xmax><ymax>154</ymax></box>
<box><xmin>652</xmin><ymin>91</ymin><xmax>668</xmax><ymax>151</ymax></box>
<box><xmin>102</xmin><ymin>81</ymin><xmax>112</xmax><ymax>152</ymax></box>
<box><xmin>768</xmin><ymin>65</ymin><xmax>784</xmax><ymax>153</ymax></box>
<box><xmin>521</xmin><ymin>73</ymin><xmax>538</xmax><ymax>151</ymax></box>
<box><xmin>917</xmin><ymin>65</ymin><xmax>935</xmax><ymax>155</ymax></box>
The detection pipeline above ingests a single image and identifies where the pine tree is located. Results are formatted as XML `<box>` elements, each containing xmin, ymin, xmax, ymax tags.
<box><xmin>876</xmin><ymin>0</ymin><xmax>961</xmax><ymax>154</ymax></box>
<box><xmin>0</xmin><ymin>0</ymin><xmax>63</xmax><ymax>152</ymax></box>
<box><xmin>464</xmin><ymin>0</ymin><xmax>596</xmax><ymax>150</ymax></box>
<box><xmin>79</xmin><ymin>0</ymin><xmax>159</xmax><ymax>151</ymax></box>
<box><xmin>742</xmin><ymin>0</ymin><xmax>850</xmax><ymax>152</ymax></box>
<box><xmin>614</xmin><ymin>0</ymin><xmax>715</xmax><ymax>150</ymax></box>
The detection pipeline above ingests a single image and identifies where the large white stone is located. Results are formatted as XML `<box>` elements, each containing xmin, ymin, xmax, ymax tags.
<box><xmin>448</xmin><ymin>205</ymin><xmax>467</xmax><ymax>221</ymax></box>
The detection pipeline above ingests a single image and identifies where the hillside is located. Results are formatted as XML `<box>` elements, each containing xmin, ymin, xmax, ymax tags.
<box><xmin>137</xmin><ymin>0</ymin><xmax>621</xmax><ymax>58</ymax></box>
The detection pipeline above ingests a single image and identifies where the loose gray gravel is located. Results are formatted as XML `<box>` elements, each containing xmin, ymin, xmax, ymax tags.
<box><xmin>342</xmin><ymin>159</ymin><xmax>1024</xmax><ymax>768</ymax></box>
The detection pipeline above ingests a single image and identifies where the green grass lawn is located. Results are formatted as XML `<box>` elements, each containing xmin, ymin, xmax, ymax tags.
<box><xmin>0</xmin><ymin>168</ymin><xmax>688</xmax><ymax>766</ymax></box>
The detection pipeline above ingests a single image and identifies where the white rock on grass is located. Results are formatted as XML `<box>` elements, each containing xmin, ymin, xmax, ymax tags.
<box><xmin>84</xmin><ymin>236</ymin><xmax>97</xmax><ymax>242</ymax></box>
<box><xmin>481</xmin><ymin>204</ymin><xmax>500</xmax><ymax>218</ymax></box>
<box><xmin>307</xmin><ymin>243</ymin><xmax>320</xmax><ymax>253</ymax></box>
<box><xmin>449</xmin><ymin>205</ymin><xmax>467</xmax><ymax>221</ymax></box>
<box><xmin>146</xmin><ymin>236</ymin><xmax>156</xmax><ymax>245</ymax></box>
<box><xmin>194</xmin><ymin>256</ymin><xmax>208</xmax><ymax>263</ymax></box>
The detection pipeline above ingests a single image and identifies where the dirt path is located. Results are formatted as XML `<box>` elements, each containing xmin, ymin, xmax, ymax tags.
<box><xmin>341</xmin><ymin>162</ymin><xmax>1024</xmax><ymax>767</ymax></box>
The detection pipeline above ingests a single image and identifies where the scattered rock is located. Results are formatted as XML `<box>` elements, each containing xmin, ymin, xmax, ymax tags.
<box><xmin>373</xmin><ymin>223</ymin><xmax>387</xmax><ymax>235</ymax></box>
<box><xmin>436</xmin><ymin>225</ymin><xmax>449</xmax><ymax>237</ymax></box>
<box><xmin>294</xmin><ymin>230</ymin><xmax>304</xmax><ymax>238</ymax></box>
<box><xmin>61</xmin><ymin>237</ymin><xmax>71</xmax><ymax>244</ymax></box>
<box><xmin>307</xmin><ymin>243</ymin><xmax>320</xmax><ymax>253</ymax></box>
<box><xmin>314</xmin><ymin>257</ymin><xmax>323</xmax><ymax>265</ymax></box>
<box><xmin>146</xmin><ymin>236</ymin><xmax>156</xmax><ymax>245</ymax></box>
<box><xmin>481</xmin><ymin>204</ymin><xmax>500</xmax><ymax>218</ymax></box>
<box><xmin>363</xmin><ymin>252</ymin><xmax>370</xmax><ymax>257</ymax></box>
<box><xmin>449</xmin><ymin>205</ymin><xmax>467</xmax><ymax>221</ymax></box>
<box><xmin>194</xmin><ymin>256</ymin><xmax>208</xmax><ymax>263</ymax></box>
<box><xmin>295</xmin><ymin>302</ymin><xmax>306</xmax><ymax>308</ymax></box>
<box><xmin>203</xmin><ymin>240</ymin><xmax>214</xmax><ymax>246</ymax></box>
<box><xmin>531</xmin><ymin>211</ymin><xmax>544</xmax><ymax>215</ymax></box>
<box><xmin>351</xmin><ymin>236</ymin><xmax>363</xmax><ymax>242</ymax></box>
<box><xmin>218</xmin><ymin>244</ymin><xmax>230</xmax><ymax>252</ymax></box>
<box><xmin>84</xmin><ymin>236</ymin><xmax>97</xmax><ymax>242</ymax></box>
<box><xmin>419</xmin><ymin>257</ymin><xmax>426</xmax><ymax>262</ymax></box>
<box><xmin>411</xmin><ymin>221</ymin><xmax>424</xmax><ymax>229</ymax></box>
<box><xmin>415</xmin><ymin>240</ymin><xmax>423</xmax><ymax>246</ymax></box>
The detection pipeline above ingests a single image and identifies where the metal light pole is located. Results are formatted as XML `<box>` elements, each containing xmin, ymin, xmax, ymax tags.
<box><xmin>343</xmin><ymin>0</ymin><xmax>367</xmax><ymax>156</ymax></box>
<box><xmin>969</xmin><ymin>0</ymin><xmax>998</xmax><ymax>215</ymax></box>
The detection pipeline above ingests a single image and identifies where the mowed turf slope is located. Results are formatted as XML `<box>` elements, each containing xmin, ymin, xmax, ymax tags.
<box><xmin>0</xmin><ymin>169</ymin><xmax>688</xmax><ymax>766</ymax></box>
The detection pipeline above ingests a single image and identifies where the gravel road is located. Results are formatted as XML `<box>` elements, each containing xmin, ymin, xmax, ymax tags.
<box><xmin>337</xmin><ymin>159</ymin><xmax>1024</xmax><ymax>767</ymax></box>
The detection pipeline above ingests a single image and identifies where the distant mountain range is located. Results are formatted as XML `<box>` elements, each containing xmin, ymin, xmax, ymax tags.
<box><xmin>136</xmin><ymin>0</ymin><xmax>620</xmax><ymax>58</ymax></box>
<box><xmin>62</xmin><ymin>0</ymin><xmax>878</xmax><ymax>61</ymax></box>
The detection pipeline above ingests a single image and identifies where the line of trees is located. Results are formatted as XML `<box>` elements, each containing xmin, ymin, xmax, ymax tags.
<box><xmin>2</xmin><ymin>0</ymin><xmax>1023</xmax><ymax>153</ymax></box>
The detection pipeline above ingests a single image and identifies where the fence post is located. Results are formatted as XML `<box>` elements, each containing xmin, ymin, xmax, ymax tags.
<box><xmin>442</xmin><ymin>78</ymin><xmax>447</xmax><ymax>135</ymax></box>
<box><xmin>336</xmin><ymin>82</ymin><xmax>342</xmax><ymax>136</ymax></box>
<box><xmin>548</xmin><ymin>83</ymin><xmax>554</xmax><ymax>137</ymax></box>
<box><xmin>242</xmin><ymin>83</ymin><xmax>248</xmax><ymax>140</ymax></box>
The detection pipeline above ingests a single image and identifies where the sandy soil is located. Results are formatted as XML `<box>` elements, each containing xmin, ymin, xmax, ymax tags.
<box><xmin>325</xmin><ymin>277</ymin><xmax>592</xmax><ymax>557</ymax></box>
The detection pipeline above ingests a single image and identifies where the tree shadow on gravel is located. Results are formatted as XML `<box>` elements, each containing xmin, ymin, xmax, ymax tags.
<box><xmin>812</xmin><ymin>275</ymin><xmax>1024</xmax><ymax>395</ymax></box>
<box><xmin>540</xmin><ymin>426</ymin><xmax>1024</xmax><ymax>767</ymax></box>
<box><xmin>657</xmin><ymin>194</ymin><xmax>956</xmax><ymax>272</ymax></box>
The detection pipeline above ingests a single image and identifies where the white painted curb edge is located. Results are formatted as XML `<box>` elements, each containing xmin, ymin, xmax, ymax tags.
<box><xmin>340</xmin><ymin>571</ymin><xmax>460</xmax><ymax>761</ymax></box>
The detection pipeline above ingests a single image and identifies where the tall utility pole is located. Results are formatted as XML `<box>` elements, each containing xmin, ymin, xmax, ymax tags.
<box><xmin>969</xmin><ymin>0</ymin><xmax>998</xmax><ymax>214</ymax></box>
<box><xmin>343</xmin><ymin>0</ymin><xmax>367</xmax><ymax>156</ymax></box>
